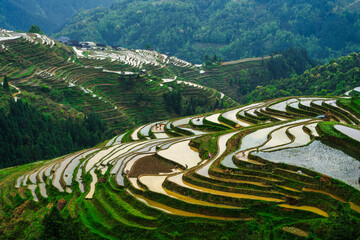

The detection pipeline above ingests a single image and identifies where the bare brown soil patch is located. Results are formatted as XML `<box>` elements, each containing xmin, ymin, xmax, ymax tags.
<box><xmin>129</xmin><ymin>155</ymin><xmax>175</xmax><ymax>178</ymax></box>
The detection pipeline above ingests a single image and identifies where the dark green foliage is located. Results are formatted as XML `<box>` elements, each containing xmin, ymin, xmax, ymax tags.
<box><xmin>56</xmin><ymin>0</ymin><xmax>360</xmax><ymax>63</ymax></box>
<box><xmin>163</xmin><ymin>85</ymin><xmax>224</xmax><ymax>116</ymax></box>
<box><xmin>0</xmin><ymin>99</ymin><xmax>110</xmax><ymax>169</ymax></box>
<box><xmin>203</xmin><ymin>55</ymin><xmax>222</xmax><ymax>69</ymax></box>
<box><xmin>186</xmin><ymin>47</ymin><xmax>316</xmax><ymax>104</ymax></box>
<box><xmin>28</xmin><ymin>25</ymin><xmax>43</xmax><ymax>34</ymax></box>
<box><xmin>0</xmin><ymin>0</ymin><xmax>114</xmax><ymax>34</ymax></box>
<box><xmin>40</xmin><ymin>207</ymin><xmax>80</xmax><ymax>240</ymax></box>
<box><xmin>311</xmin><ymin>203</ymin><xmax>360</xmax><ymax>240</ymax></box>
<box><xmin>163</xmin><ymin>87</ymin><xmax>183</xmax><ymax>115</ymax></box>
<box><xmin>267</xmin><ymin>48</ymin><xmax>318</xmax><ymax>80</ymax></box>
<box><xmin>245</xmin><ymin>52</ymin><xmax>360</xmax><ymax>102</ymax></box>
<box><xmin>2</xmin><ymin>75</ymin><xmax>9</xmax><ymax>91</ymax></box>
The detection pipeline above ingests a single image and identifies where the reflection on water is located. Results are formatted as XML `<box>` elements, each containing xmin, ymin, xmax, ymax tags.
<box><xmin>334</xmin><ymin>125</ymin><xmax>360</xmax><ymax>142</ymax></box>
<box><xmin>254</xmin><ymin>141</ymin><xmax>360</xmax><ymax>190</ymax></box>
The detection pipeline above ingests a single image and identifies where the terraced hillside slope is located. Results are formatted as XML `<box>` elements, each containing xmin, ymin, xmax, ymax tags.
<box><xmin>1</xmin><ymin>94</ymin><xmax>360</xmax><ymax>239</ymax></box>
<box><xmin>0</xmin><ymin>29</ymin><xmax>236</xmax><ymax>134</ymax></box>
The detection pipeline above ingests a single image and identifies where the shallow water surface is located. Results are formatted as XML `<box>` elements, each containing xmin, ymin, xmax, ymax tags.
<box><xmin>254</xmin><ymin>141</ymin><xmax>360</xmax><ymax>189</ymax></box>
<box><xmin>334</xmin><ymin>125</ymin><xmax>360</xmax><ymax>142</ymax></box>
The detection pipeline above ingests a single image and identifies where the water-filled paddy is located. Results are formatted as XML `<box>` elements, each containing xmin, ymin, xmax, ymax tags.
<box><xmin>239</xmin><ymin>119</ymin><xmax>309</xmax><ymax>151</ymax></box>
<box><xmin>334</xmin><ymin>125</ymin><xmax>360</xmax><ymax>142</ymax></box>
<box><xmin>270</xmin><ymin>98</ymin><xmax>298</xmax><ymax>112</ymax></box>
<box><xmin>205</xmin><ymin>113</ymin><xmax>222</xmax><ymax>125</ymax></box>
<box><xmin>254</xmin><ymin>141</ymin><xmax>360</xmax><ymax>189</ymax></box>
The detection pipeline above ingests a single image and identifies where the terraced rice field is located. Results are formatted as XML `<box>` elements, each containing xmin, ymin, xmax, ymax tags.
<box><xmin>0</xmin><ymin>31</ymin><xmax>234</xmax><ymax>134</ymax></box>
<box><xmin>10</xmin><ymin>93</ymin><xmax>360</xmax><ymax>238</ymax></box>
<box><xmin>2</xmin><ymin>31</ymin><xmax>360</xmax><ymax>238</ymax></box>
<box><xmin>334</xmin><ymin>125</ymin><xmax>360</xmax><ymax>142</ymax></box>
<box><xmin>254</xmin><ymin>140</ymin><xmax>360</xmax><ymax>190</ymax></box>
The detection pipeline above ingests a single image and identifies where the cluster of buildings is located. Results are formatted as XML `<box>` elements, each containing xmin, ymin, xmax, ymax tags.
<box><xmin>57</xmin><ymin>37</ymin><xmax>118</xmax><ymax>51</ymax></box>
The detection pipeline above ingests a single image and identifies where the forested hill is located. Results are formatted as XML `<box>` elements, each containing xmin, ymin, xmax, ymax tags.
<box><xmin>55</xmin><ymin>0</ymin><xmax>360</xmax><ymax>63</ymax></box>
<box><xmin>0</xmin><ymin>0</ymin><xmax>114</xmax><ymax>34</ymax></box>
<box><xmin>246</xmin><ymin>52</ymin><xmax>360</xmax><ymax>102</ymax></box>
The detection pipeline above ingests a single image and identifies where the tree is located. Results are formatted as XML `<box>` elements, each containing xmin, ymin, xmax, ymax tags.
<box><xmin>40</xmin><ymin>206</ymin><xmax>80</xmax><ymax>240</ymax></box>
<box><xmin>3</xmin><ymin>75</ymin><xmax>9</xmax><ymax>91</ymax></box>
<box><xmin>145</xmin><ymin>43</ymin><xmax>151</xmax><ymax>50</ymax></box>
<box><xmin>40</xmin><ymin>207</ymin><xmax>64</xmax><ymax>239</ymax></box>
<box><xmin>28</xmin><ymin>25</ymin><xmax>44</xmax><ymax>34</ymax></box>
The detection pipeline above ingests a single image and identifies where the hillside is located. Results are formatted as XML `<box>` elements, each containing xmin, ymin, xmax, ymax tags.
<box><xmin>55</xmin><ymin>0</ymin><xmax>360</xmax><ymax>63</ymax></box>
<box><xmin>0</xmin><ymin>29</ymin><xmax>236</xmax><ymax>167</ymax></box>
<box><xmin>0</xmin><ymin>29</ymin><xmax>236</xmax><ymax>131</ymax></box>
<box><xmin>0</xmin><ymin>92</ymin><xmax>360</xmax><ymax>239</ymax></box>
<box><xmin>175</xmin><ymin>48</ymin><xmax>317</xmax><ymax>103</ymax></box>
<box><xmin>246</xmin><ymin>52</ymin><xmax>360</xmax><ymax>103</ymax></box>
<box><xmin>0</xmin><ymin>0</ymin><xmax>114</xmax><ymax>34</ymax></box>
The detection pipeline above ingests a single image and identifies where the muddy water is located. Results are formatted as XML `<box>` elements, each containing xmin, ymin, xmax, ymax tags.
<box><xmin>278</xmin><ymin>185</ymin><xmax>301</xmax><ymax>192</ymax></box>
<box><xmin>158</xmin><ymin>140</ymin><xmax>202</xmax><ymax>169</ymax></box>
<box><xmin>278</xmin><ymin>204</ymin><xmax>328</xmax><ymax>217</ymax></box>
<box><xmin>350</xmin><ymin>202</ymin><xmax>360</xmax><ymax>213</ymax></box>
<box><xmin>303</xmin><ymin>188</ymin><xmax>360</xmax><ymax>214</ymax></box>
<box><xmin>169</xmin><ymin>174</ymin><xmax>284</xmax><ymax>202</ymax></box>
<box><xmin>128</xmin><ymin>177</ymin><xmax>142</xmax><ymax>190</ymax></box>
<box><xmin>127</xmin><ymin>190</ymin><xmax>250</xmax><ymax>221</ymax></box>
<box><xmin>209</xmin><ymin>175</ymin><xmax>270</xmax><ymax>187</ymax></box>
<box><xmin>139</xmin><ymin>175</ymin><xmax>167</xmax><ymax>194</ymax></box>
<box><xmin>302</xmin><ymin>188</ymin><xmax>345</xmax><ymax>202</ymax></box>
<box><xmin>164</xmin><ymin>188</ymin><xmax>244</xmax><ymax>209</ymax></box>
<box><xmin>183</xmin><ymin>181</ymin><xmax>284</xmax><ymax>202</ymax></box>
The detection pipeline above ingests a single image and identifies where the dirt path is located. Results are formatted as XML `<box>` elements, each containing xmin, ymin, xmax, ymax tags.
<box><xmin>221</xmin><ymin>54</ymin><xmax>281</xmax><ymax>66</ymax></box>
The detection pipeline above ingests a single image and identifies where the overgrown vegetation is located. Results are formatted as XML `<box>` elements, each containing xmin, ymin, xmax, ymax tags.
<box><xmin>0</xmin><ymin>99</ymin><xmax>110</xmax><ymax>168</ymax></box>
<box><xmin>245</xmin><ymin>52</ymin><xmax>360</xmax><ymax>102</ymax></box>
<box><xmin>178</xmin><ymin>47</ymin><xmax>316</xmax><ymax>103</ymax></box>
<box><xmin>55</xmin><ymin>0</ymin><xmax>360</xmax><ymax>63</ymax></box>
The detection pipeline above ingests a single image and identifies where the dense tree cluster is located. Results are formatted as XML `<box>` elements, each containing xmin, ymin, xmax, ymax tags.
<box><xmin>0</xmin><ymin>0</ymin><xmax>114</xmax><ymax>34</ymax></box>
<box><xmin>28</xmin><ymin>24</ymin><xmax>43</xmax><ymax>34</ymax></box>
<box><xmin>163</xmin><ymin>85</ymin><xmax>226</xmax><ymax>116</ymax></box>
<box><xmin>40</xmin><ymin>207</ymin><xmax>80</xmax><ymax>240</ymax></box>
<box><xmin>55</xmin><ymin>0</ymin><xmax>360</xmax><ymax>63</ymax></box>
<box><xmin>244</xmin><ymin>52</ymin><xmax>360</xmax><ymax>102</ymax></box>
<box><xmin>0</xmin><ymin>99</ymin><xmax>110</xmax><ymax>169</ymax></box>
<box><xmin>2</xmin><ymin>75</ymin><xmax>9</xmax><ymax>91</ymax></box>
